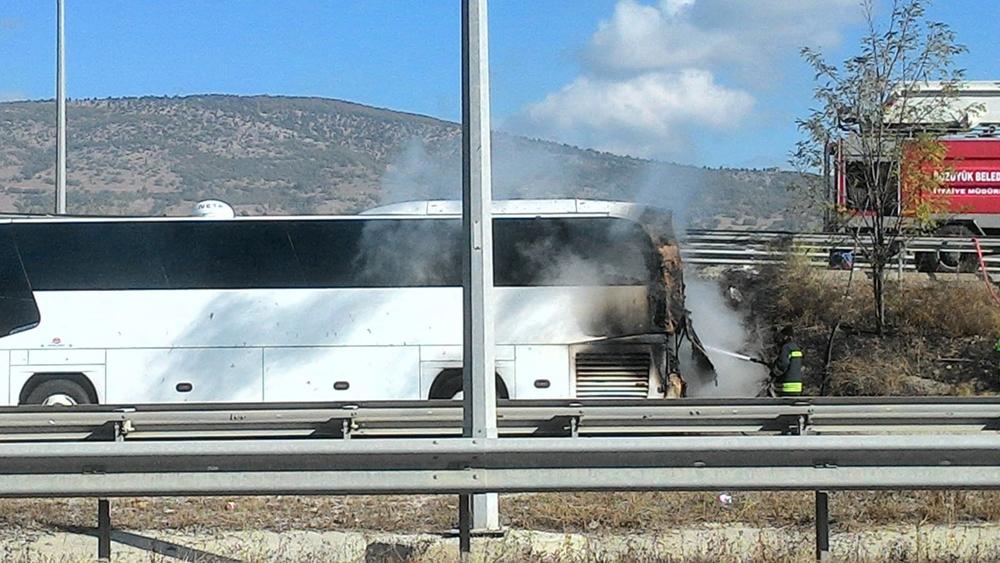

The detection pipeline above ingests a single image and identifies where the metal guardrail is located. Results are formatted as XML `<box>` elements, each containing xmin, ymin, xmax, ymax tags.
<box><xmin>681</xmin><ymin>229</ymin><xmax>1000</xmax><ymax>272</ymax></box>
<box><xmin>0</xmin><ymin>398</ymin><xmax>999</xmax><ymax>497</ymax></box>
<box><xmin>3</xmin><ymin>434</ymin><xmax>1000</xmax><ymax>496</ymax></box>
<box><xmin>3</xmin><ymin>398</ymin><xmax>1000</xmax><ymax>441</ymax></box>
<box><xmin>5</xmin><ymin>398</ymin><xmax>1000</xmax><ymax>561</ymax></box>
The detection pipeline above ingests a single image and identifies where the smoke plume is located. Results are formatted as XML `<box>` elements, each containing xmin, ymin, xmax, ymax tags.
<box><xmin>682</xmin><ymin>277</ymin><xmax>768</xmax><ymax>397</ymax></box>
<box><xmin>376</xmin><ymin>135</ymin><xmax>763</xmax><ymax>396</ymax></box>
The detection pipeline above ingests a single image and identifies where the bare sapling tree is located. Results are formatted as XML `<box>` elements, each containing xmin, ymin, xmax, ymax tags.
<box><xmin>793</xmin><ymin>0</ymin><xmax>969</xmax><ymax>335</ymax></box>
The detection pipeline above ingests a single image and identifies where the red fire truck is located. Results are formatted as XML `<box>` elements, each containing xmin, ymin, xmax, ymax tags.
<box><xmin>830</xmin><ymin>82</ymin><xmax>1000</xmax><ymax>271</ymax></box>
<box><xmin>835</xmin><ymin>139</ymin><xmax>1000</xmax><ymax>228</ymax></box>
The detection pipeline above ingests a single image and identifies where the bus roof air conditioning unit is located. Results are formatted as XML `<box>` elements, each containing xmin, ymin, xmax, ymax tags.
<box><xmin>192</xmin><ymin>200</ymin><xmax>235</xmax><ymax>219</ymax></box>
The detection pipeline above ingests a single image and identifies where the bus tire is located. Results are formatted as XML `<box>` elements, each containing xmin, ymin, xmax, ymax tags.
<box><xmin>429</xmin><ymin>369</ymin><xmax>510</xmax><ymax>400</ymax></box>
<box><xmin>22</xmin><ymin>378</ymin><xmax>93</xmax><ymax>406</ymax></box>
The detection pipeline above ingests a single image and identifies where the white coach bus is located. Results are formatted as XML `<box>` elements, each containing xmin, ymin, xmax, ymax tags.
<box><xmin>0</xmin><ymin>199</ymin><xmax>689</xmax><ymax>406</ymax></box>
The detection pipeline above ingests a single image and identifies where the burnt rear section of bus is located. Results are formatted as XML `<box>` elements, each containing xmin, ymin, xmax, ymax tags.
<box><xmin>637</xmin><ymin>207</ymin><xmax>714</xmax><ymax>393</ymax></box>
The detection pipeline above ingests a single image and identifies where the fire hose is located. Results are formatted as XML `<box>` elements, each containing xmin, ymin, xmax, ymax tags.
<box><xmin>972</xmin><ymin>237</ymin><xmax>1000</xmax><ymax>307</ymax></box>
<box><xmin>703</xmin><ymin>345</ymin><xmax>769</xmax><ymax>366</ymax></box>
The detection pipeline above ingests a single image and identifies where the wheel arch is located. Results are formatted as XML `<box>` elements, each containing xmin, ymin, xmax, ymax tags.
<box><xmin>18</xmin><ymin>372</ymin><xmax>99</xmax><ymax>405</ymax></box>
<box><xmin>943</xmin><ymin>220</ymin><xmax>984</xmax><ymax>237</ymax></box>
<box><xmin>428</xmin><ymin>368</ymin><xmax>510</xmax><ymax>400</ymax></box>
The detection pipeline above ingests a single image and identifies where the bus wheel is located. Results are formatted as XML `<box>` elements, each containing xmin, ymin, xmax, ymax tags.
<box><xmin>23</xmin><ymin>379</ymin><xmax>93</xmax><ymax>406</ymax></box>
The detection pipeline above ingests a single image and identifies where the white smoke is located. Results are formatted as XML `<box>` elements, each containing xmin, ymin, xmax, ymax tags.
<box><xmin>682</xmin><ymin>276</ymin><xmax>768</xmax><ymax>397</ymax></box>
<box><xmin>631</xmin><ymin>159</ymin><xmax>709</xmax><ymax>233</ymax></box>
<box><xmin>376</xmin><ymin>137</ymin><xmax>767</xmax><ymax>396</ymax></box>
<box><xmin>380</xmin><ymin>138</ymin><xmax>460</xmax><ymax>203</ymax></box>
<box><xmin>378</xmin><ymin>135</ymin><xmax>592</xmax><ymax>205</ymax></box>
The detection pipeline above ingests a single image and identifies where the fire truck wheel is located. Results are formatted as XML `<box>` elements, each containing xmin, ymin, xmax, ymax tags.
<box><xmin>914</xmin><ymin>251</ymin><xmax>939</xmax><ymax>273</ymax></box>
<box><xmin>935</xmin><ymin>225</ymin><xmax>977</xmax><ymax>273</ymax></box>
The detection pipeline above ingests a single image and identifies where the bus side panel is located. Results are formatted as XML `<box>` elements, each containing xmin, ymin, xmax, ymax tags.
<box><xmin>496</xmin><ymin>287</ymin><xmax>650</xmax><ymax>344</ymax></box>
<box><xmin>513</xmin><ymin>346</ymin><xmax>571</xmax><ymax>399</ymax></box>
<box><xmin>105</xmin><ymin>348</ymin><xmax>263</xmax><ymax>403</ymax></box>
<box><xmin>263</xmin><ymin>346</ymin><xmax>421</xmax><ymax>401</ymax></box>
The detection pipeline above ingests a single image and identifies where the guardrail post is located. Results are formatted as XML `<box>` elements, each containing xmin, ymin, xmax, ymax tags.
<box><xmin>97</xmin><ymin>498</ymin><xmax>111</xmax><ymax>560</ymax></box>
<box><xmin>458</xmin><ymin>493</ymin><xmax>472</xmax><ymax>559</ymax></box>
<box><xmin>815</xmin><ymin>490</ymin><xmax>830</xmax><ymax>561</ymax></box>
<box><xmin>897</xmin><ymin>242</ymin><xmax>905</xmax><ymax>282</ymax></box>
<box><xmin>94</xmin><ymin>419</ymin><xmax>127</xmax><ymax>559</ymax></box>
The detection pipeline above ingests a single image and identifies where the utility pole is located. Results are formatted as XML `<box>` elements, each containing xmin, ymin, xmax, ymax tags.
<box><xmin>55</xmin><ymin>0</ymin><xmax>67</xmax><ymax>214</ymax></box>
<box><xmin>459</xmin><ymin>0</ymin><xmax>499</xmax><ymax>543</ymax></box>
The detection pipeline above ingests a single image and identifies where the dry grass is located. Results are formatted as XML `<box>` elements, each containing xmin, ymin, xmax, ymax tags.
<box><xmin>505</xmin><ymin>491</ymin><xmax>1000</xmax><ymax>532</ymax></box>
<box><xmin>7</xmin><ymin>516</ymin><xmax>1000</xmax><ymax>562</ymax></box>
<box><xmin>755</xmin><ymin>254</ymin><xmax>862</xmax><ymax>328</ymax></box>
<box><xmin>0</xmin><ymin>496</ymin><xmax>458</xmax><ymax>534</ymax></box>
<box><xmin>893</xmin><ymin>283</ymin><xmax>1000</xmax><ymax>338</ymax></box>
<box><xmin>7</xmin><ymin>529</ymin><xmax>1000</xmax><ymax>563</ymax></box>
<box><xmin>4</xmin><ymin>491</ymin><xmax>1000</xmax><ymax>536</ymax></box>
<box><xmin>6</xmin><ymin>493</ymin><xmax>1000</xmax><ymax>562</ymax></box>
<box><xmin>723</xmin><ymin>258</ymin><xmax>1000</xmax><ymax>395</ymax></box>
<box><xmin>752</xmin><ymin>255</ymin><xmax>1000</xmax><ymax>338</ymax></box>
<box><xmin>824</xmin><ymin>337</ymin><xmax>954</xmax><ymax>396</ymax></box>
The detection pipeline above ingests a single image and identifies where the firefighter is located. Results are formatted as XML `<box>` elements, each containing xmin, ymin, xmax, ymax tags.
<box><xmin>771</xmin><ymin>326</ymin><xmax>803</xmax><ymax>397</ymax></box>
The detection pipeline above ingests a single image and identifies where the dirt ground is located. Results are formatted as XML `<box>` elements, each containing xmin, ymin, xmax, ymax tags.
<box><xmin>0</xmin><ymin>491</ymin><xmax>1000</xmax><ymax>562</ymax></box>
<box><xmin>8</xmin><ymin>523</ymin><xmax>1000</xmax><ymax>562</ymax></box>
<box><xmin>9</xmin><ymin>508</ymin><xmax>1000</xmax><ymax>563</ymax></box>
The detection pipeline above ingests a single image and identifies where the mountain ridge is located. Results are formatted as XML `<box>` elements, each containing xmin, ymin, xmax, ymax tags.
<box><xmin>0</xmin><ymin>94</ymin><xmax>813</xmax><ymax>228</ymax></box>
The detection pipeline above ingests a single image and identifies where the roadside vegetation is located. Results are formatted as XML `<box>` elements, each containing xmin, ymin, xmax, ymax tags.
<box><xmin>723</xmin><ymin>255</ymin><xmax>1000</xmax><ymax>396</ymax></box>
<box><xmin>793</xmin><ymin>0</ymin><xmax>968</xmax><ymax>335</ymax></box>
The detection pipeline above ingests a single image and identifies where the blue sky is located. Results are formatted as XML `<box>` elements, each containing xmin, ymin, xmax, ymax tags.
<box><xmin>0</xmin><ymin>1</ymin><xmax>996</xmax><ymax>169</ymax></box>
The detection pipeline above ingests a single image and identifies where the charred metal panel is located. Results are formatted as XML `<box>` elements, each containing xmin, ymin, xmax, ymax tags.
<box><xmin>636</xmin><ymin>207</ymin><xmax>714</xmax><ymax>393</ymax></box>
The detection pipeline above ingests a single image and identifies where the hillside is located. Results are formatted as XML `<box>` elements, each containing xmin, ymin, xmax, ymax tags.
<box><xmin>0</xmin><ymin>95</ymin><xmax>813</xmax><ymax>227</ymax></box>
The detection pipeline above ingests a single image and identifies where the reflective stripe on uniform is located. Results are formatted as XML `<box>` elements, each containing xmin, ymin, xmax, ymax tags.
<box><xmin>789</xmin><ymin>351</ymin><xmax>803</xmax><ymax>359</ymax></box>
<box><xmin>781</xmin><ymin>381</ymin><xmax>802</xmax><ymax>393</ymax></box>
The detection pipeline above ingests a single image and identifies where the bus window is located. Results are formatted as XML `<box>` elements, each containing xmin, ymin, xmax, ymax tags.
<box><xmin>352</xmin><ymin>219</ymin><xmax>461</xmax><ymax>287</ymax></box>
<box><xmin>287</xmin><ymin>219</ymin><xmax>462</xmax><ymax>288</ymax></box>
<box><xmin>285</xmin><ymin>220</ymin><xmax>365</xmax><ymax>288</ymax></box>
<box><xmin>11</xmin><ymin>216</ymin><xmax>657</xmax><ymax>292</ymax></box>
<box><xmin>13</xmin><ymin>222</ymin><xmax>168</xmax><ymax>291</ymax></box>
<box><xmin>149</xmin><ymin>221</ymin><xmax>305</xmax><ymax>290</ymax></box>
<box><xmin>495</xmin><ymin>218</ymin><xmax>654</xmax><ymax>286</ymax></box>
<box><xmin>0</xmin><ymin>226</ymin><xmax>40</xmax><ymax>336</ymax></box>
